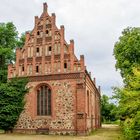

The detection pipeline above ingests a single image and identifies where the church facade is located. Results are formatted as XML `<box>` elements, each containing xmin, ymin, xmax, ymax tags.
<box><xmin>8</xmin><ymin>3</ymin><xmax>101</xmax><ymax>135</ymax></box>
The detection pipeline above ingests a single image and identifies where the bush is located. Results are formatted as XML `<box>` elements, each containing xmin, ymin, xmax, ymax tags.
<box><xmin>0</xmin><ymin>77</ymin><xmax>28</xmax><ymax>132</ymax></box>
<box><xmin>121</xmin><ymin>112</ymin><xmax>140</xmax><ymax>140</ymax></box>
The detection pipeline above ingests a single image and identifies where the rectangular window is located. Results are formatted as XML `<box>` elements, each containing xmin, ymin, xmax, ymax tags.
<box><xmin>37</xmin><ymin>47</ymin><xmax>39</xmax><ymax>53</ymax></box>
<box><xmin>22</xmin><ymin>66</ymin><xmax>24</xmax><ymax>71</ymax></box>
<box><xmin>48</xmin><ymin>46</ymin><xmax>51</xmax><ymax>55</ymax></box>
<box><xmin>64</xmin><ymin>62</ymin><xmax>67</xmax><ymax>72</ymax></box>
<box><xmin>36</xmin><ymin>66</ymin><xmax>39</xmax><ymax>73</ymax></box>
<box><xmin>36</xmin><ymin>47</ymin><xmax>40</xmax><ymax>57</ymax></box>
<box><xmin>49</xmin><ymin>46</ymin><xmax>51</xmax><ymax>51</ymax></box>
<box><xmin>22</xmin><ymin>65</ymin><xmax>24</xmax><ymax>76</ymax></box>
<box><xmin>64</xmin><ymin>63</ymin><xmax>67</xmax><ymax>68</ymax></box>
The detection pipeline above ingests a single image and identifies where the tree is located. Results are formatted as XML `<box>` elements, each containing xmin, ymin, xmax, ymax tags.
<box><xmin>0</xmin><ymin>22</ymin><xmax>25</xmax><ymax>83</ymax></box>
<box><xmin>0</xmin><ymin>22</ymin><xmax>18</xmax><ymax>83</ymax></box>
<box><xmin>114</xmin><ymin>27</ymin><xmax>140</xmax><ymax>82</ymax></box>
<box><xmin>0</xmin><ymin>22</ymin><xmax>27</xmax><ymax>132</ymax></box>
<box><xmin>0</xmin><ymin>22</ymin><xmax>18</xmax><ymax>49</ymax></box>
<box><xmin>113</xmin><ymin>27</ymin><xmax>140</xmax><ymax>140</ymax></box>
<box><xmin>0</xmin><ymin>77</ymin><xmax>28</xmax><ymax>132</ymax></box>
<box><xmin>113</xmin><ymin>68</ymin><xmax>140</xmax><ymax>139</ymax></box>
<box><xmin>101</xmin><ymin>95</ymin><xmax>118</xmax><ymax>122</ymax></box>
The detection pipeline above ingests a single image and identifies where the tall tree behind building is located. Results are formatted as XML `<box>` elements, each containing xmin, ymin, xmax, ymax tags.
<box><xmin>0</xmin><ymin>22</ymin><xmax>28</xmax><ymax>132</ymax></box>
<box><xmin>0</xmin><ymin>22</ymin><xmax>18</xmax><ymax>83</ymax></box>
<box><xmin>0</xmin><ymin>22</ymin><xmax>25</xmax><ymax>83</ymax></box>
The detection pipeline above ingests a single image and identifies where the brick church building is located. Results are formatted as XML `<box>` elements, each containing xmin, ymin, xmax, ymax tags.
<box><xmin>8</xmin><ymin>3</ymin><xmax>101</xmax><ymax>135</ymax></box>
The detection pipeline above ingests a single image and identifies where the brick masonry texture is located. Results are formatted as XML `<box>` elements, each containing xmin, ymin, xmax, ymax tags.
<box><xmin>8</xmin><ymin>3</ymin><xmax>101</xmax><ymax>135</ymax></box>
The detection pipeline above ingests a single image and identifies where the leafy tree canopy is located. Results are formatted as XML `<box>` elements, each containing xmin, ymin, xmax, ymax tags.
<box><xmin>0</xmin><ymin>22</ymin><xmax>25</xmax><ymax>83</ymax></box>
<box><xmin>0</xmin><ymin>22</ymin><xmax>18</xmax><ymax>49</ymax></box>
<box><xmin>114</xmin><ymin>27</ymin><xmax>140</xmax><ymax>81</ymax></box>
<box><xmin>113</xmin><ymin>27</ymin><xmax>140</xmax><ymax>139</ymax></box>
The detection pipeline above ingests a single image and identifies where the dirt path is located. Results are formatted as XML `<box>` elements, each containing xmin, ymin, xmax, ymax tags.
<box><xmin>0</xmin><ymin>124</ymin><xmax>123</xmax><ymax>140</ymax></box>
<box><xmin>88</xmin><ymin>124</ymin><xmax>123</xmax><ymax>140</ymax></box>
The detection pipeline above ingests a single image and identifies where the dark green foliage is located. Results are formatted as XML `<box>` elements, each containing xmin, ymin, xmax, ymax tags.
<box><xmin>0</xmin><ymin>22</ymin><xmax>25</xmax><ymax>83</ymax></box>
<box><xmin>0</xmin><ymin>77</ymin><xmax>28</xmax><ymax>131</ymax></box>
<box><xmin>0</xmin><ymin>22</ymin><xmax>18</xmax><ymax>83</ymax></box>
<box><xmin>114</xmin><ymin>27</ymin><xmax>140</xmax><ymax>82</ymax></box>
<box><xmin>101</xmin><ymin>95</ymin><xmax>118</xmax><ymax>123</ymax></box>
<box><xmin>0</xmin><ymin>22</ymin><xmax>27</xmax><ymax>132</ymax></box>
<box><xmin>0</xmin><ymin>22</ymin><xmax>18</xmax><ymax>49</ymax></box>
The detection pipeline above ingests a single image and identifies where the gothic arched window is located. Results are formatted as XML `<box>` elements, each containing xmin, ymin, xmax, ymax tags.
<box><xmin>37</xmin><ymin>85</ymin><xmax>51</xmax><ymax>116</ymax></box>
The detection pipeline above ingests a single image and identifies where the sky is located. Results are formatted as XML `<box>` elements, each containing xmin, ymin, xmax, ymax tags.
<box><xmin>1</xmin><ymin>0</ymin><xmax>140</xmax><ymax>96</ymax></box>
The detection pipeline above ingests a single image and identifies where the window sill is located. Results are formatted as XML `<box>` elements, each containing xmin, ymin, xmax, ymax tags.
<box><xmin>35</xmin><ymin>115</ymin><xmax>52</xmax><ymax>119</ymax></box>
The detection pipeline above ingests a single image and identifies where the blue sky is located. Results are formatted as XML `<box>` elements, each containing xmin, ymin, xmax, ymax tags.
<box><xmin>1</xmin><ymin>0</ymin><xmax>140</xmax><ymax>96</ymax></box>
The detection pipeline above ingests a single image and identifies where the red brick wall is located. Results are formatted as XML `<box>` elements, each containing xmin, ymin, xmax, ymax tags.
<box><xmin>8</xmin><ymin>3</ymin><xmax>101</xmax><ymax>135</ymax></box>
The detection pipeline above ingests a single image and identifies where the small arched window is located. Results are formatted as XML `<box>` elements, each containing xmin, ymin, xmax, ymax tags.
<box><xmin>37</xmin><ymin>85</ymin><xmax>51</xmax><ymax>116</ymax></box>
<box><xmin>37</xmin><ymin>31</ymin><xmax>40</xmax><ymax>35</ymax></box>
<box><xmin>46</xmin><ymin>30</ymin><xmax>49</xmax><ymax>34</ymax></box>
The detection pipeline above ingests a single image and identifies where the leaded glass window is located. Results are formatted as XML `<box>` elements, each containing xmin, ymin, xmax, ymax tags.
<box><xmin>37</xmin><ymin>85</ymin><xmax>51</xmax><ymax>116</ymax></box>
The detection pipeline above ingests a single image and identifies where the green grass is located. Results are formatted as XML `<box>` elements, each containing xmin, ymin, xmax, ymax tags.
<box><xmin>102</xmin><ymin>120</ymin><xmax>121</xmax><ymax>125</ymax></box>
<box><xmin>90</xmin><ymin>124</ymin><xmax>124</xmax><ymax>140</ymax></box>
<box><xmin>0</xmin><ymin>130</ymin><xmax>4</xmax><ymax>133</ymax></box>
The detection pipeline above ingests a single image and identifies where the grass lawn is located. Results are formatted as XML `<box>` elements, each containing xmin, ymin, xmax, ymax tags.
<box><xmin>0</xmin><ymin>130</ymin><xmax>4</xmax><ymax>133</ymax></box>
<box><xmin>0</xmin><ymin>124</ymin><xmax>124</xmax><ymax>140</ymax></box>
<box><xmin>90</xmin><ymin>124</ymin><xmax>124</xmax><ymax>140</ymax></box>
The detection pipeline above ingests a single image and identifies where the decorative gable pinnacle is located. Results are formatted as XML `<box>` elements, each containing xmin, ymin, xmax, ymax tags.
<box><xmin>43</xmin><ymin>2</ymin><xmax>48</xmax><ymax>13</ymax></box>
